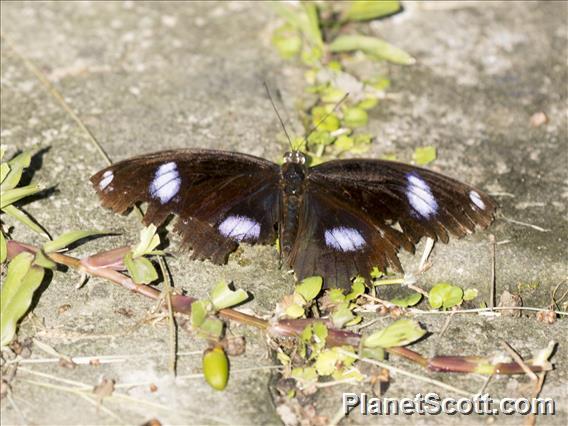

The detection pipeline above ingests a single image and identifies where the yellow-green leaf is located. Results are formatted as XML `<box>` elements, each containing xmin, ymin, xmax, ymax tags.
<box><xmin>295</xmin><ymin>276</ymin><xmax>323</xmax><ymax>302</ymax></box>
<box><xmin>210</xmin><ymin>280</ymin><xmax>248</xmax><ymax>311</ymax></box>
<box><xmin>1</xmin><ymin>253</ymin><xmax>45</xmax><ymax>347</ymax></box>
<box><xmin>329</xmin><ymin>35</ymin><xmax>415</xmax><ymax>65</ymax></box>
<box><xmin>43</xmin><ymin>230</ymin><xmax>106</xmax><ymax>253</ymax></box>
<box><xmin>190</xmin><ymin>300</ymin><xmax>210</xmax><ymax>328</ymax></box>
<box><xmin>428</xmin><ymin>282</ymin><xmax>463</xmax><ymax>309</ymax></box>
<box><xmin>363</xmin><ymin>319</ymin><xmax>425</xmax><ymax>348</ymax></box>
<box><xmin>285</xmin><ymin>303</ymin><xmax>305</xmax><ymax>319</ymax></box>
<box><xmin>131</xmin><ymin>224</ymin><xmax>160</xmax><ymax>258</ymax></box>
<box><xmin>1</xmin><ymin>151</ymin><xmax>31</xmax><ymax>190</ymax></box>
<box><xmin>343</xmin><ymin>107</ymin><xmax>368</xmax><ymax>128</ymax></box>
<box><xmin>123</xmin><ymin>252</ymin><xmax>158</xmax><ymax>284</ymax></box>
<box><xmin>1</xmin><ymin>184</ymin><xmax>42</xmax><ymax>209</ymax></box>
<box><xmin>413</xmin><ymin>146</ymin><xmax>437</xmax><ymax>165</ymax></box>
<box><xmin>2</xmin><ymin>205</ymin><xmax>49</xmax><ymax>238</ymax></box>
<box><xmin>315</xmin><ymin>349</ymin><xmax>339</xmax><ymax>376</ymax></box>
<box><xmin>342</xmin><ymin>0</ymin><xmax>400</xmax><ymax>22</ymax></box>
<box><xmin>390</xmin><ymin>293</ymin><xmax>422</xmax><ymax>308</ymax></box>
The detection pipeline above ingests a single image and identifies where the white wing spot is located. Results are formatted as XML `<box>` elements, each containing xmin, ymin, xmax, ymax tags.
<box><xmin>469</xmin><ymin>190</ymin><xmax>485</xmax><ymax>210</ymax></box>
<box><xmin>324</xmin><ymin>227</ymin><xmax>366</xmax><ymax>252</ymax></box>
<box><xmin>218</xmin><ymin>215</ymin><xmax>261</xmax><ymax>242</ymax></box>
<box><xmin>99</xmin><ymin>170</ymin><xmax>113</xmax><ymax>190</ymax></box>
<box><xmin>406</xmin><ymin>173</ymin><xmax>438</xmax><ymax>218</ymax></box>
<box><xmin>150</xmin><ymin>161</ymin><xmax>181</xmax><ymax>204</ymax></box>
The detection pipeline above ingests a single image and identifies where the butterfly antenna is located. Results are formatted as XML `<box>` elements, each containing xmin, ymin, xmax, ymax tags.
<box><xmin>304</xmin><ymin>92</ymin><xmax>349</xmax><ymax>141</ymax></box>
<box><xmin>263</xmin><ymin>82</ymin><xmax>294</xmax><ymax>151</ymax></box>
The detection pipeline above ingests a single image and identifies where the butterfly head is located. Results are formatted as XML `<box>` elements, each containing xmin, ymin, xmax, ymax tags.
<box><xmin>283</xmin><ymin>151</ymin><xmax>306</xmax><ymax>165</ymax></box>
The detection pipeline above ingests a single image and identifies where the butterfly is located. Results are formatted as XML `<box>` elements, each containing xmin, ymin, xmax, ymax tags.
<box><xmin>90</xmin><ymin>149</ymin><xmax>496</xmax><ymax>288</ymax></box>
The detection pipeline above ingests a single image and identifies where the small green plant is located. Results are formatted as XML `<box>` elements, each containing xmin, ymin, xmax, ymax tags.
<box><xmin>270</xmin><ymin>1</ymin><xmax>415</xmax><ymax>163</ymax></box>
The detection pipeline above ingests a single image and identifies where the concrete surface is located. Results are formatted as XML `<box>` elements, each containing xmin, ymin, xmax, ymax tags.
<box><xmin>1</xmin><ymin>1</ymin><xmax>566</xmax><ymax>425</ymax></box>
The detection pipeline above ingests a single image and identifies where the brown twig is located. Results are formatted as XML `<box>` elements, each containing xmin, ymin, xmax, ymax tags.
<box><xmin>5</xmin><ymin>239</ymin><xmax>552</xmax><ymax>376</ymax></box>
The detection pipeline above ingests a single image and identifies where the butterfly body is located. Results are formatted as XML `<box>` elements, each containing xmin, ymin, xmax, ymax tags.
<box><xmin>279</xmin><ymin>151</ymin><xmax>308</xmax><ymax>258</ymax></box>
<box><xmin>91</xmin><ymin>149</ymin><xmax>496</xmax><ymax>288</ymax></box>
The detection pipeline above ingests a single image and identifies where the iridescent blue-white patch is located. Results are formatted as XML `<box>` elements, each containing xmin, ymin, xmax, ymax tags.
<box><xmin>469</xmin><ymin>190</ymin><xmax>485</xmax><ymax>210</ymax></box>
<box><xmin>406</xmin><ymin>173</ymin><xmax>438</xmax><ymax>218</ymax></box>
<box><xmin>218</xmin><ymin>215</ymin><xmax>261</xmax><ymax>242</ymax></box>
<box><xmin>324</xmin><ymin>226</ymin><xmax>366</xmax><ymax>252</ymax></box>
<box><xmin>99</xmin><ymin>170</ymin><xmax>113</xmax><ymax>191</ymax></box>
<box><xmin>149</xmin><ymin>162</ymin><xmax>181</xmax><ymax>204</ymax></box>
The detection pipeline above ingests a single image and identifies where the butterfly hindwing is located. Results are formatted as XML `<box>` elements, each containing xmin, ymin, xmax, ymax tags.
<box><xmin>288</xmin><ymin>190</ymin><xmax>407</xmax><ymax>288</ymax></box>
<box><xmin>91</xmin><ymin>149</ymin><xmax>280</xmax><ymax>262</ymax></box>
<box><xmin>300</xmin><ymin>159</ymin><xmax>496</xmax><ymax>287</ymax></box>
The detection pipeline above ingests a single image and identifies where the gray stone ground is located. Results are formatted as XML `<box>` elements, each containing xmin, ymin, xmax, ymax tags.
<box><xmin>1</xmin><ymin>1</ymin><xmax>566</xmax><ymax>425</ymax></box>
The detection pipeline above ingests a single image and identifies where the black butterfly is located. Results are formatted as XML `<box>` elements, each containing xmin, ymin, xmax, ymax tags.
<box><xmin>90</xmin><ymin>149</ymin><xmax>496</xmax><ymax>288</ymax></box>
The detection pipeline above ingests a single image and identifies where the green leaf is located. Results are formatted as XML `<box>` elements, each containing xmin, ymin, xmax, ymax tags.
<box><xmin>33</xmin><ymin>250</ymin><xmax>57</xmax><ymax>270</ymax></box>
<box><xmin>390</xmin><ymin>293</ymin><xmax>422</xmax><ymax>308</ymax></box>
<box><xmin>291</xmin><ymin>366</ymin><xmax>318</xmax><ymax>382</ymax></box>
<box><xmin>1</xmin><ymin>253</ymin><xmax>45</xmax><ymax>347</ymax></box>
<box><xmin>321</xmin><ymin>86</ymin><xmax>348</xmax><ymax>104</ymax></box>
<box><xmin>0</xmin><ymin>184</ymin><xmax>42</xmax><ymax>209</ymax></box>
<box><xmin>203</xmin><ymin>347</ymin><xmax>229</xmax><ymax>391</ymax></box>
<box><xmin>131</xmin><ymin>224</ymin><xmax>160</xmax><ymax>258</ymax></box>
<box><xmin>271</xmin><ymin>24</ymin><xmax>302</xmax><ymax>59</ymax></box>
<box><xmin>360</xmin><ymin>346</ymin><xmax>385</xmax><ymax>361</ymax></box>
<box><xmin>363</xmin><ymin>319</ymin><xmax>425</xmax><ymax>348</ymax></box>
<box><xmin>331</xmin><ymin>305</ymin><xmax>355</xmax><ymax>328</ymax></box>
<box><xmin>302</xmin><ymin>2</ymin><xmax>323</xmax><ymax>47</ymax></box>
<box><xmin>370</xmin><ymin>267</ymin><xmax>384</xmax><ymax>279</ymax></box>
<box><xmin>285</xmin><ymin>303</ymin><xmax>305</xmax><ymax>319</ymax></box>
<box><xmin>1</xmin><ymin>151</ymin><xmax>31</xmax><ymax>190</ymax></box>
<box><xmin>345</xmin><ymin>279</ymin><xmax>365</xmax><ymax>301</ymax></box>
<box><xmin>2</xmin><ymin>205</ymin><xmax>49</xmax><ymax>238</ymax></box>
<box><xmin>190</xmin><ymin>300</ymin><xmax>210</xmax><ymax>328</ymax></box>
<box><xmin>312</xmin><ymin>322</ymin><xmax>328</xmax><ymax>346</ymax></box>
<box><xmin>357</xmin><ymin>97</ymin><xmax>379</xmax><ymax>110</ymax></box>
<box><xmin>413</xmin><ymin>146</ymin><xmax>437</xmax><ymax>165</ymax></box>
<box><xmin>123</xmin><ymin>252</ymin><xmax>158</xmax><ymax>284</ymax></box>
<box><xmin>311</xmin><ymin>106</ymin><xmax>340</xmax><ymax>132</ymax></box>
<box><xmin>334</xmin><ymin>135</ymin><xmax>354</xmax><ymax>152</ymax></box>
<box><xmin>315</xmin><ymin>349</ymin><xmax>339</xmax><ymax>376</ymax></box>
<box><xmin>307</xmin><ymin>130</ymin><xmax>335</xmax><ymax>146</ymax></box>
<box><xmin>0</xmin><ymin>163</ymin><xmax>10</xmax><ymax>185</ymax></box>
<box><xmin>295</xmin><ymin>276</ymin><xmax>323</xmax><ymax>302</ymax></box>
<box><xmin>43</xmin><ymin>230</ymin><xmax>106</xmax><ymax>253</ymax></box>
<box><xmin>329</xmin><ymin>35</ymin><xmax>415</xmax><ymax>65</ymax></box>
<box><xmin>463</xmin><ymin>288</ymin><xmax>478</xmax><ymax>301</ymax></box>
<box><xmin>428</xmin><ymin>282</ymin><xmax>464</xmax><ymax>309</ymax></box>
<box><xmin>210</xmin><ymin>280</ymin><xmax>248</xmax><ymax>311</ymax></box>
<box><xmin>0</xmin><ymin>231</ymin><xmax>6</xmax><ymax>264</ymax></box>
<box><xmin>343</xmin><ymin>107</ymin><xmax>368</xmax><ymax>128</ymax></box>
<box><xmin>342</xmin><ymin>0</ymin><xmax>400</xmax><ymax>22</ymax></box>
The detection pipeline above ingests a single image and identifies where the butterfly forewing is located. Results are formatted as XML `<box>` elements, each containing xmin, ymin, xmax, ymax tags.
<box><xmin>91</xmin><ymin>149</ymin><xmax>280</xmax><ymax>262</ymax></box>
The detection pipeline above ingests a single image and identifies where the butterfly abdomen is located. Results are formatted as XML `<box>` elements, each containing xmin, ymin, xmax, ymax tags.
<box><xmin>279</xmin><ymin>161</ymin><xmax>307</xmax><ymax>258</ymax></box>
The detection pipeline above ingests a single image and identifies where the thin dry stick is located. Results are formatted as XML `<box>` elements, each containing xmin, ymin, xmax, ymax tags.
<box><xmin>437</xmin><ymin>308</ymin><xmax>456</xmax><ymax>340</ymax></box>
<box><xmin>500</xmin><ymin>340</ymin><xmax>538</xmax><ymax>382</ymax></box>
<box><xmin>157</xmin><ymin>257</ymin><xmax>177</xmax><ymax>376</ymax></box>
<box><xmin>489</xmin><ymin>234</ymin><xmax>496</xmax><ymax>309</ymax></box>
<box><xmin>410</xmin><ymin>306</ymin><xmax>568</xmax><ymax>316</ymax></box>
<box><xmin>500</xmin><ymin>215</ymin><xmax>550</xmax><ymax>233</ymax></box>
